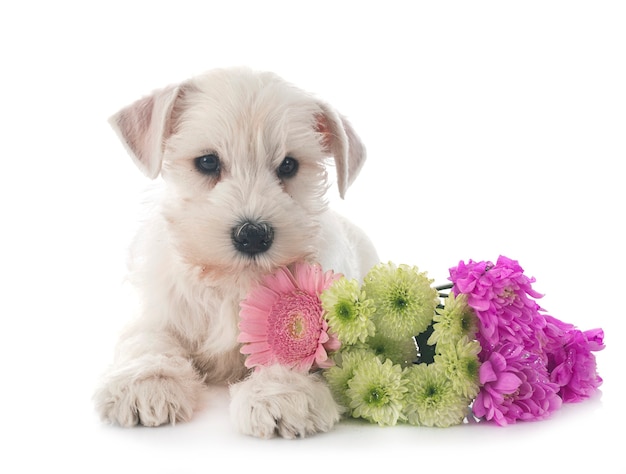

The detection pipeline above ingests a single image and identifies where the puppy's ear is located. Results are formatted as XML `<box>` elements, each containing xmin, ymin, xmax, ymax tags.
<box><xmin>316</xmin><ymin>104</ymin><xmax>366</xmax><ymax>199</ymax></box>
<box><xmin>109</xmin><ymin>85</ymin><xmax>180</xmax><ymax>178</ymax></box>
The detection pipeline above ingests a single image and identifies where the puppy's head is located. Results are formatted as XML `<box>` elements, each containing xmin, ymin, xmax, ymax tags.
<box><xmin>110</xmin><ymin>68</ymin><xmax>366</xmax><ymax>282</ymax></box>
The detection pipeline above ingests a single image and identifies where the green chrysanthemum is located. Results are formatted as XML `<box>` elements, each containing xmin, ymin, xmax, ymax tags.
<box><xmin>346</xmin><ymin>356</ymin><xmax>408</xmax><ymax>426</ymax></box>
<box><xmin>365</xmin><ymin>333</ymin><xmax>417</xmax><ymax>368</ymax></box>
<box><xmin>324</xmin><ymin>348</ymin><xmax>373</xmax><ymax>408</ymax></box>
<box><xmin>435</xmin><ymin>336</ymin><xmax>481</xmax><ymax>399</ymax></box>
<box><xmin>321</xmin><ymin>277</ymin><xmax>375</xmax><ymax>345</ymax></box>
<box><xmin>363</xmin><ymin>262</ymin><xmax>438</xmax><ymax>340</ymax></box>
<box><xmin>428</xmin><ymin>292</ymin><xmax>478</xmax><ymax>347</ymax></box>
<box><xmin>404</xmin><ymin>363</ymin><xmax>471</xmax><ymax>427</ymax></box>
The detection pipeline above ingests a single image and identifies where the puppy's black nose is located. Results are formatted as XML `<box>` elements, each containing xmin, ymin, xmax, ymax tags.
<box><xmin>231</xmin><ymin>221</ymin><xmax>274</xmax><ymax>255</ymax></box>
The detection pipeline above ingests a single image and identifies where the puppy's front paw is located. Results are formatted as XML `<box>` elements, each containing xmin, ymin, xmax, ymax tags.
<box><xmin>94</xmin><ymin>355</ymin><xmax>205</xmax><ymax>427</ymax></box>
<box><xmin>229</xmin><ymin>365</ymin><xmax>341</xmax><ymax>439</ymax></box>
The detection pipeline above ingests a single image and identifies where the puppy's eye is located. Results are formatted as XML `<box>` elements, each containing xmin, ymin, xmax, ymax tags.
<box><xmin>277</xmin><ymin>156</ymin><xmax>298</xmax><ymax>179</ymax></box>
<box><xmin>194</xmin><ymin>154</ymin><xmax>220</xmax><ymax>175</ymax></box>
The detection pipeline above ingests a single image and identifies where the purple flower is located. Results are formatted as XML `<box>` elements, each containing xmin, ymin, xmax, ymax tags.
<box><xmin>450</xmin><ymin>255</ymin><xmax>604</xmax><ymax>425</ymax></box>
<box><xmin>543</xmin><ymin>315</ymin><xmax>605</xmax><ymax>402</ymax></box>
<box><xmin>473</xmin><ymin>343</ymin><xmax>562</xmax><ymax>426</ymax></box>
<box><xmin>449</xmin><ymin>256</ymin><xmax>546</xmax><ymax>351</ymax></box>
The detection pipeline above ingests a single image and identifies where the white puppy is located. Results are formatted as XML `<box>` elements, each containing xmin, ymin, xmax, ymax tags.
<box><xmin>94</xmin><ymin>67</ymin><xmax>378</xmax><ymax>438</ymax></box>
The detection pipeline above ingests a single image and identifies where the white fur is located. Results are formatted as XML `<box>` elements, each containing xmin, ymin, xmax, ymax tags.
<box><xmin>94</xmin><ymin>67</ymin><xmax>378</xmax><ymax>438</ymax></box>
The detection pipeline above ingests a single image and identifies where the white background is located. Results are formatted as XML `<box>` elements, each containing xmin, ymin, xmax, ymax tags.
<box><xmin>1</xmin><ymin>1</ymin><xmax>624</xmax><ymax>472</ymax></box>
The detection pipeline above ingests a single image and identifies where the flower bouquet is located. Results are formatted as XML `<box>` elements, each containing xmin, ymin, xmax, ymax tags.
<box><xmin>238</xmin><ymin>256</ymin><xmax>604</xmax><ymax>427</ymax></box>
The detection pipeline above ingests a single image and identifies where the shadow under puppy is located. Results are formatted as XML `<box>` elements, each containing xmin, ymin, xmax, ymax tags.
<box><xmin>94</xmin><ymin>67</ymin><xmax>378</xmax><ymax>438</ymax></box>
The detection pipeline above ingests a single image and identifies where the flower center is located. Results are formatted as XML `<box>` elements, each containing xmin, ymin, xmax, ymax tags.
<box><xmin>335</xmin><ymin>299</ymin><xmax>356</xmax><ymax>321</ymax></box>
<box><xmin>499</xmin><ymin>286</ymin><xmax>515</xmax><ymax>302</ymax></box>
<box><xmin>267</xmin><ymin>290</ymin><xmax>323</xmax><ymax>365</ymax></box>
<box><xmin>464</xmin><ymin>358</ymin><xmax>479</xmax><ymax>379</ymax></box>
<box><xmin>289</xmin><ymin>314</ymin><xmax>306</xmax><ymax>338</ymax></box>
<box><xmin>387</xmin><ymin>285</ymin><xmax>411</xmax><ymax>315</ymax></box>
<box><xmin>461</xmin><ymin>312</ymin><xmax>473</xmax><ymax>332</ymax></box>
<box><xmin>421</xmin><ymin>382</ymin><xmax>444</xmax><ymax>407</ymax></box>
<box><xmin>366</xmin><ymin>386</ymin><xmax>387</xmax><ymax>406</ymax></box>
<box><xmin>394</xmin><ymin>295</ymin><xmax>408</xmax><ymax>309</ymax></box>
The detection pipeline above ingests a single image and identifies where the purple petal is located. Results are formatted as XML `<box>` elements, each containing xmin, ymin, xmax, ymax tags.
<box><xmin>493</xmin><ymin>372</ymin><xmax>523</xmax><ymax>393</ymax></box>
<box><xmin>479</xmin><ymin>360</ymin><xmax>498</xmax><ymax>384</ymax></box>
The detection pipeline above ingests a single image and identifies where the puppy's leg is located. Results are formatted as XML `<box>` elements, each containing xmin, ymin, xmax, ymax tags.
<box><xmin>94</xmin><ymin>330</ymin><xmax>205</xmax><ymax>427</ymax></box>
<box><xmin>229</xmin><ymin>365</ymin><xmax>341</xmax><ymax>439</ymax></box>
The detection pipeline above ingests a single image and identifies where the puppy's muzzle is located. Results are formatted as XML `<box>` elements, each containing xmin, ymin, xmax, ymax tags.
<box><xmin>231</xmin><ymin>220</ymin><xmax>274</xmax><ymax>255</ymax></box>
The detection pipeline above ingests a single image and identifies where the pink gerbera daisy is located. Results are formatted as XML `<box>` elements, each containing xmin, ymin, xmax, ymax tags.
<box><xmin>238</xmin><ymin>262</ymin><xmax>342</xmax><ymax>373</ymax></box>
